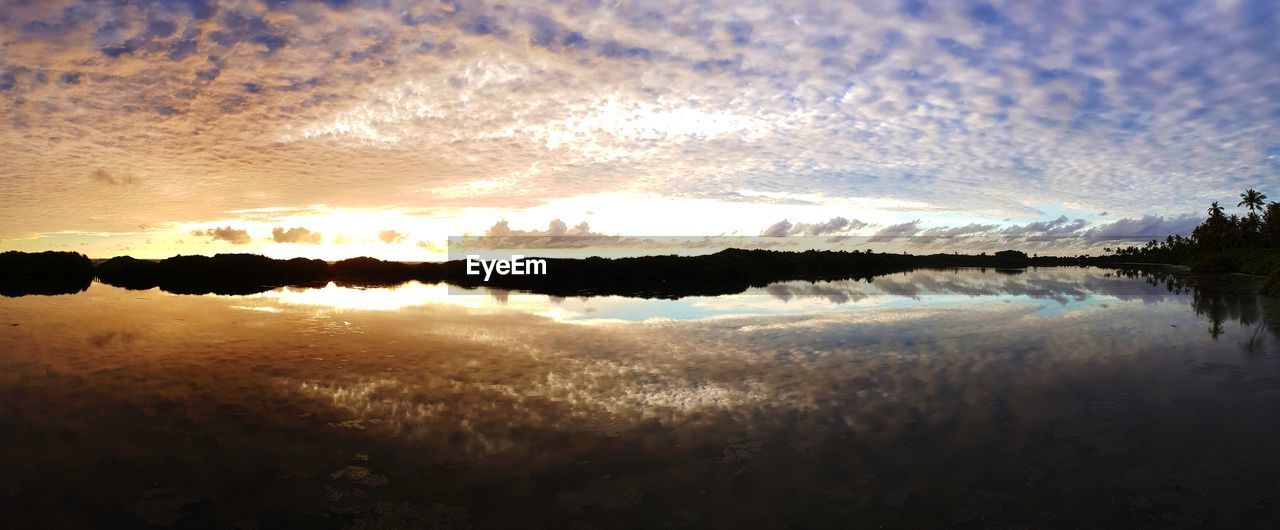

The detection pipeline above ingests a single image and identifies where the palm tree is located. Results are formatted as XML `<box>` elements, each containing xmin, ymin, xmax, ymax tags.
<box><xmin>1227</xmin><ymin>214</ymin><xmax>1243</xmax><ymax>246</ymax></box>
<box><xmin>1208</xmin><ymin>201</ymin><xmax>1225</xmax><ymax>219</ymax></box>
<box><xmin>1239</xmin><ymin>189</ymin><xmax>1267</xmax><ymax>213</ymax></box>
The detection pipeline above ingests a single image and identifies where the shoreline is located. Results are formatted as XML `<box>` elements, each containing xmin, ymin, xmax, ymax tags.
<box><xmin>2</xmin><ymin>248</ymin><xmax>1129</xmax><ymax>299</ymax></box>
<box><xmin>7</xmin><ymin>248</ymin><xmax>1272</xmax><ymax>299</ymax></box>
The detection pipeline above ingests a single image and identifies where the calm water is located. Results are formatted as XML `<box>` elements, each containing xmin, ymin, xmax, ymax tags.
<box><xmin>3</xmin><ymin>267</ymin><xmax>1280</xmax><ymax>528</ymax></box>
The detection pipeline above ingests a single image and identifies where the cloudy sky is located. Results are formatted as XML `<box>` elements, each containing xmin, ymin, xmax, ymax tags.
<box><xmin>1</xmin><ymin>0</ymin><xmax>1277</xmax><ymax>259</ymax></box>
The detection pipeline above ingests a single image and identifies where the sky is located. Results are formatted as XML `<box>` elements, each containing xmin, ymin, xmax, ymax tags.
<box><xmin>1</xmin><ymin>0</ymin><xmax>1277</xmax><ymax>260</ymax></box>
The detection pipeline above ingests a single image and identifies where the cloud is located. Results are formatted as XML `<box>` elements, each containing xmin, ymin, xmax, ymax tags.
<box><xmin>485</xmin><ymin>219</ymin><xmax>593</xmax><ymax>237</ymax></box>
<box><xmin>922</xmin><ymin>223</ymin><xmax>999</xmax><ymax>237</ymax></box>
<box><xmin>869</xmin><ymin>220</ymin><xmax>922</xmax><ymax>241</ymax></box>
<box><xmin>760</xmin><ymin>220</ymin><xmax>792</xmax><ymax>237</ymax></box>
<box><xmin>1083</xmin><ymin>214</ymin><xmax>1202</xmax><ymax>238</ymax></box>
<box><xmin>456</xmin><ymin>219</ymin><xmax>606</xmax><ymax>250</ymax></box>
<box><xmin>761</xmin><ymin>217</ymin><xmax>870</xmax><ymax>236</ymax></box>
<box><xmin>805</xmin><ymin>217</ymin><xmax>868</xmax><ymax>236</ymax></box>
<box><xmin>196</xmin><ymin>226</ymin><xmax>251</xmax><ymax>245</ymax></box>
<box><xmin>416</xmin><ymin>240</ymin><xmax>445</xmax><ymax>253</ymax></box>
<box><xmin>271</xmin><ymin>227</ymin><xmax>323</xmax><ymax>244</ymax></box>
<box><xmin>1</xmin><ymin>0</ymin><xmax>1278</xmax><ymax>249</ymax></box>
<box><xmin>378</xmin><ymin>230</ymin><xmax>406</xmax><ymax>244</ymax></box>
<box><xmin>90</xmin><ymin>169</ymin><xmax>138</xmax><ymax>186</ymax></box>
<box><xmin>1000</xmin><ymin>216</ymin><xmax>1088</xmax><ymax>237</ymax></box>
<box><xmin>855</xmin><ymin>213</ymin><xmax>1206</xmax><ymax>253</ymax></box>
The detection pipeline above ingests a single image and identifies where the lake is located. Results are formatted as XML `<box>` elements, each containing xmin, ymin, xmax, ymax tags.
<box><xmin>2</xmin><ymin>266</ymin><xmax>1279</xmax><ymax>528</ymax></box>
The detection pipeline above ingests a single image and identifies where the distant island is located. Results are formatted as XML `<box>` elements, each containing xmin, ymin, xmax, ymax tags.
<box><xmin>3</xmin><ymin>189</ymin><xmax>1277</xmax><ymax>298</ymax></box>
<box><xmin>0</xmin><ymin>250</ymin><xmax>96</xmax><ymax>297</ymax></box>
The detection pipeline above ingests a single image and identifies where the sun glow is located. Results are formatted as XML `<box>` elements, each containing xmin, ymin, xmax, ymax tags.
<box><xmin>242</xmin><ymin>282</ymin><xmax>471</xmax><ymax>312</ymax></box>
<box><xmin>61</xmin><ymin>190</ymin><xmax>965</xmax><ymax>260</ymax></box>
<box><xmin>168</xmin><ymin>207</ymin><xmax>456</xmax><ymax>261</ymax></box>
<box><xmin>234</xmin><ymin>281</ymin><xmax>582</xmax><ymax>320</ymax></box>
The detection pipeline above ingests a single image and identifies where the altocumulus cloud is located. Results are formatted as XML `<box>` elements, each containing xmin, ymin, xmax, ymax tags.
<box><xmin>0</xmin><ymin>0</ymin><xmax>1277</xmax><ymax>246</ymax></box>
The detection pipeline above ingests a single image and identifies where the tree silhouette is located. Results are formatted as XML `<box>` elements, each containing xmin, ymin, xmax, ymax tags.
<box><xmin>1239</xmin><ymin>189</ymin><xmax>1267</xmax><ymax>213</ymax></box>
<box><xmin>1104</xmin><ymin>190</ymin><xmax>1278</xmax><ymax>296</ymax></box>
<box><xmin>1264</xmin><ymin>202</ymin><xmax>1280</xmax><ymax>247</ymax></box>
<box><xmin>1208</xmin><ymin>201</ymin><xmax>1225</xmax><ymax>219</ymax></box>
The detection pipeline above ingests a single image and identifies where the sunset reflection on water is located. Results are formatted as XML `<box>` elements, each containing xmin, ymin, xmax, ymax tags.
<box><xmin>2</xmin><ymin>267</ymin><xmax>1280</xmax><ymax>527</ymax></box>
<box><xmin>227</xmin><ymin>266</ymin><xmax>1201</xmax><ymax>323</ymax></box>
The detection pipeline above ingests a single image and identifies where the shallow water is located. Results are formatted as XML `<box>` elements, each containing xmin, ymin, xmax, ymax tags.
<box><xmin>2</xmin><ymin>266</ymin><xmax>1280</xmax><ymax>528</ymax></box>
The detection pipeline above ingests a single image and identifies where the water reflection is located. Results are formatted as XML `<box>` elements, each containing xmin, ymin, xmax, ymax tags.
<box><xmin>227</xmin><ymin>267</ymin><xmax>1280</xmax><ymax>340</ymax></box>
<box><xmin>1</xmin><ymin>267</ymin><xmax>1279</xmax><ymax>527</ymax></box>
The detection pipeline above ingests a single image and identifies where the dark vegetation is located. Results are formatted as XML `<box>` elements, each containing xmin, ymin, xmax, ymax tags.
<box><xmin>4</xmin><ymin>248</ymin><xmax>1091</xmax><ymax>298</ymax></box>
<box><xmin>76</xmin><ymin>248</ymin><xmax>1089</xmax><ymax>298</ymax></box>
<box><xmin>1100</xmin><ymin>188</ymin><xmax>1280</xmax><ymax>297</ymax></box>
<box><xmin>0</xmin><ymin>251</ymin><xmax>94</xmax><ymax>297</ymax></box>
<box><xmin>452</xmin><ymin>249</ymin><xmax>1090</xmax><ymax>298</ymax></box>
<box><xmin>96</xmin><ymin>254</ymin><xmax>330</xmax><ymax>294</ymax></box>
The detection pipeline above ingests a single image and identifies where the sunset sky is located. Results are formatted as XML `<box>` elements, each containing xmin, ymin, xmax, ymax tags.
<box><xmin>2</xmin><ymin>0</ymin><xmax>1277</xmax><ymax>260</ymax></box>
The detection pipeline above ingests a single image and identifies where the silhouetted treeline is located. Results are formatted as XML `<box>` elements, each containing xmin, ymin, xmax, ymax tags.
<box><xmin>0</xmin><ymin>251</ymin><xmax>94</xmax><ymax>297</ymax></box>
<box><xmin>448</xmin><ymin>249</ymin><xmax>1091</xmax><ymax>298</ymax></box>
<box><xmin>96</xmin><ymin>254</ymin><xmax>330</xmax><ymax>294</ymax></box>
<box><xmin>74</xmin><ymin>248</ymin><xmax>1095</xmax><ymax>298</ymax></box>
<box><xmin>96</xmin><ymin>254</ymin><xmax>429</xmax><ymax>295</ymax></box>
<box><xmin>1097</xmin><ymin>188</ymin><xmax>1280</xmax><ymax>296</ymax></box>
<box><xmin>18</xmin><ymin>245</ymin><xmax>1259</xmax><ymax>299</ymax></box>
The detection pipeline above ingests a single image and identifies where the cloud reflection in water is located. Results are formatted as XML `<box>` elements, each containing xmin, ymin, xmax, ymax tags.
<box><xmin>3</xmin><ymin>266</ymin><xmax>1280</xmax><ymax>526</ymax></box>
